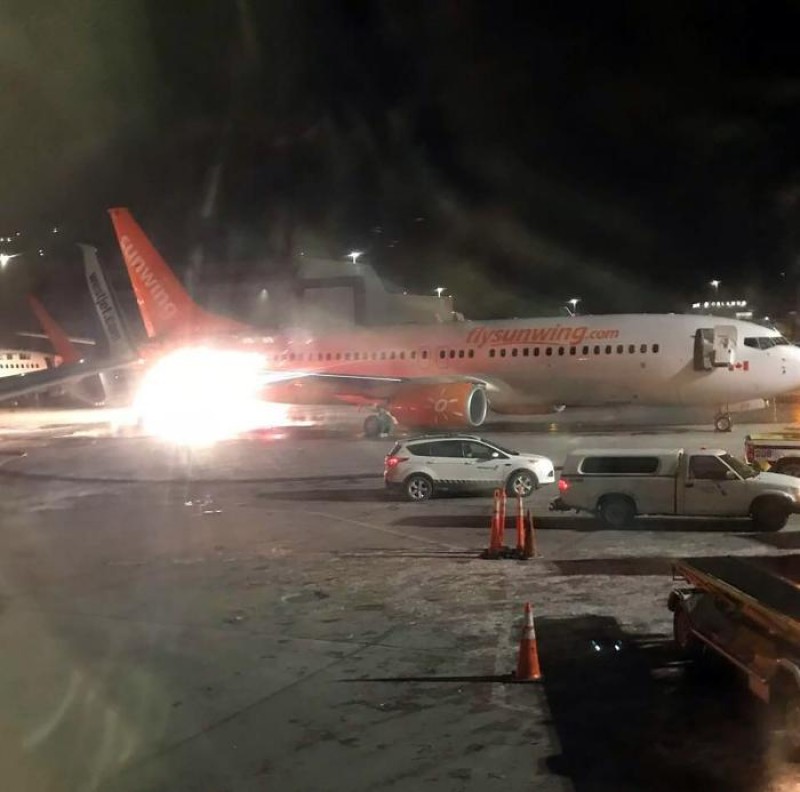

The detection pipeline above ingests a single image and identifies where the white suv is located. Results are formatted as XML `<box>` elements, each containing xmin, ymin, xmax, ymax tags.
<box><xmin>384</xmin><ymin>434</ymin><xmax>555</xmax><ymax>501</ymax></box>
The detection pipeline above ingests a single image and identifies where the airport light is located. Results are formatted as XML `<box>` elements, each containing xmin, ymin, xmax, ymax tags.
<box><xmin>435</xmin><ymin>286</ymin><xmax>446</xmax><ymax>298</ymax></box>
<box><xmin>347</xmin><ymin>250</ymin><xmax>363</xmax><ymax>265</ymax></box>
<box><xmin>710</xmin><ymin>279</ymin><xmax>721</xmax><ymax>293</ymax></box>
<box><xmin>567</xmin><ymin>298</ymin><xmax>580</xmax><ymax>315</ymax></box>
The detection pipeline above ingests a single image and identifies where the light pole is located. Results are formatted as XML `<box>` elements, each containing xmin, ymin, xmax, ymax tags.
<box><xmin>347</xmin><ymin>250</ymin><xmax>363</xmax><ymax>265</ymax></box>
<box><xmin>710</xmin><ymin>279</ymin><xmax>721</xmax><ymax>295</ymax></box>
<box><xmin>566</xmin><ymin>298</ymin><xmax>580</xmax><ymax>316</ymax></box>
<box><xmin>435</xmin><ymin>286</ymin><xmax>446</xmax><ymax>298</ymax></box>
<box><xmin>0</xmin><ymin>252</ymin><xmax>21</xmax><ymax>269</ymax></box>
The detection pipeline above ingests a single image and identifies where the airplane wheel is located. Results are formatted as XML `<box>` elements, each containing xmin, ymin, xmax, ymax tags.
<box><xmin>378</xmin><ymin>412</ymin><xmax>393</xmax><ymax>435</ymax></box>
<box><xmin>364</xmin><ymin>415</ymin><xmax>381</xmax><ymax>438</ymax></box>
<box><xmin>714</xmin><ymin>413</ymin><xmax>732</xmax><ymax>433</ymax></box>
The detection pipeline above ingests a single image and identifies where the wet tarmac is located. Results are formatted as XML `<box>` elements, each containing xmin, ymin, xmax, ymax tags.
<box><xmin>2</xmin><ymin>408</ymin><xmax>800</xmax><ymax>790</ymax></box>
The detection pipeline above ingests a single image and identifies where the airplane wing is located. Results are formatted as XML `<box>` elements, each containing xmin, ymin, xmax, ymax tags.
<box><xmin>15</xmin><ymin>332</ymin><xmax>96</xmax><ymax>345</ymax></box>
<box><xmin>266</xmin><ymin>371</ymin><xmax>491</xmax><ymax>397</ymax></box>
<box><xmin>260</xmin><ymin>371</ymin><xmax>499</xmax><ymax>419</ymax></box>
<box><xmin>0</xmin><ymin>358</ymin><xmax>137</xmax><ymax>403</ymax></box>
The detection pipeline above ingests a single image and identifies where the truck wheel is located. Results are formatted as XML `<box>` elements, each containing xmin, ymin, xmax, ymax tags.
<box><xmin>771</xmin><ymin>673</ymin><xmax>800</xmax><ymax>760</ymax></box>
<box><xmin>751</xmin><ymin>498</ymin><xmax>790</xmax><ymax>532</ymax></box>
<box><xmin>785</xmin><ymin>694</ymin><xmax>800</xmax><ymax>758</ymax></box>
<box><xmin>598</xmin><ymin>495</ymin><xmax>635</xmax><ymax>529</ymax></box>
<box><xmin>673</xmin><ymin>607</ymin><xmax>703</xmax><ymax>661</ymax></box>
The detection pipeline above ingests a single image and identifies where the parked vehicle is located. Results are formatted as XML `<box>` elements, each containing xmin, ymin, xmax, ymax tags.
<box><xmin>745</xmin><ymin>431</ymin><xmax>800</xmax><ymax>476</ymax></box>
<box><xmin>551</xmin><ymin>447</ymin><xmax>800</xmax><ymax>530</ymax></box>
<box><xmin>384</xmin><ymin>433</ymin><xmax>555</xmax><ymax>501</ymax></box>
<box><xmin>669</xmin><ymin>556</ymin><xmax>800</xmax><ymax>756</ymax></box>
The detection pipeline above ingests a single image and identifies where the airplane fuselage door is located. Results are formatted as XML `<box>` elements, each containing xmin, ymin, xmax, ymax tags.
<box><xmin>712</xmin><ymin>325</ymin><xmax>737</xmax><ymax>368</ymax></box>
<box><xmin>693</xmin><ymin>326</ymin><xmax>737</xmax><ymax>371</ymax></box>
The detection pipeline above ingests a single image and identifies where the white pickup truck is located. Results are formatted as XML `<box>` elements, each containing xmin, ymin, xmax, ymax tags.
<box><xmin>550</xmin><ymin>448</ymin><xmax>800</xmax><ymax>531</ymax></box>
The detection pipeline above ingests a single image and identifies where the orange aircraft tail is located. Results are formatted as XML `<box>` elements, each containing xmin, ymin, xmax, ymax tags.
<box><xmin>108</xmin><ymin>207</ymin><xmax>246</xmax><ymax>339</ymax></box>
<box><xmin>28</xmin><ymin>295</ymin><xmax>80</xmax><ymax>365</ymax></box>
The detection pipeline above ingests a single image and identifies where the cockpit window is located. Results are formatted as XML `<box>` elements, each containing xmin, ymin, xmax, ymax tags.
<box><xmin>744</xmin><ymin>336</ymin><xmax>790</xmax><ymax>350</ymax></box>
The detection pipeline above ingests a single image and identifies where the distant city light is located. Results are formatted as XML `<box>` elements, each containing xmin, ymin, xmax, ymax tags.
<box><xmin>692</xmin><ymin>300</ymin><xmax>747</xmax><ymax>309</ymax></box>
<box><xmin>347</xmin><ymin>250</ymin><xmax>363</xmax><ymax>264</ymax></box>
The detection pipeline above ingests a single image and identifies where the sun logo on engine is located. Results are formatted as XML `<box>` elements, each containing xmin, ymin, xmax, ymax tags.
<box><xmin>427</xmin><ymin>388</ymin><xmax>462</xmax><ymax>423</ymax></box>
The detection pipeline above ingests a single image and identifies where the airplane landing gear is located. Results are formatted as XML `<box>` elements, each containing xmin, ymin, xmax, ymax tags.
<box><xmin>714</xmin><ymin>412</ymin><xmax>732</xmax><ymax>433</ymax></box>
<box><xmin>364</xmin><ymin>410</ymin><xmax>394</xmax><ymax>438</ymax></box>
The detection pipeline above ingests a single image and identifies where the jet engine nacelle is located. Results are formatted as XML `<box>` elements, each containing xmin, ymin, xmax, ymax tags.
<box><xmin>389</xmin><ymin>382</ymin><xmax>488</xmax><ymax>429</ymax></box>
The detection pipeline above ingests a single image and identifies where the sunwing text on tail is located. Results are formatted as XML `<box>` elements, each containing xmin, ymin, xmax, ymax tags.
<box><xmin>108</xmin><ymin>208</ymin><xmax>246</xmax><ymax>339</ymax></box>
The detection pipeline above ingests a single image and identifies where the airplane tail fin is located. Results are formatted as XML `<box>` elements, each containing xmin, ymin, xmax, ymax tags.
<box><xmin>79</xmin><ymin>244</ymin><xmax>136</xmax><ymax>359</ymax></box>
<box><xmin>28</xmin><ymin>295</ymin><xmax>81</xmax><ymax>365</ymax></box>
<box><xmin>108</xmin><ymin>207</ymin><xmax>201</xmax><ymax>339</ymax></box>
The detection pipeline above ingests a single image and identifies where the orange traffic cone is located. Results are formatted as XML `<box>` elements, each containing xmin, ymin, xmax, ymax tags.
<box><xmin>483</xmin><ymin>490</ymin><xmax>502</xmax><ymax>556</ymax></box>
<box><xmin>514</xmin><ymin>602</ymin><xmax>542</xmax><ymax>681</ymax></box>
<box><xmin>523</xmin><ymin>509</ymin><xmax>537</xmax><ymax>558</ymax></box>
<box><xmin>487</xmin><ymin>516</ymin><xmax>502</xmax><ymax>555</ymax></box>
<box><xmin>515</xmin><ymin>495</ymin><xmax>525</xmax><ymax>554</ymax></box>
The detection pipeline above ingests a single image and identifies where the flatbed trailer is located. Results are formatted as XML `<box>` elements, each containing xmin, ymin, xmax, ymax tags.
<box><xmin>669</xmin><ymin>556</ymin><xmax>800</xmax><ymax>752</ymax></box>
<box><xmin>745</xmin><ymin>431</ymin><xmax>800</xmax><ymax>475</ymax></box>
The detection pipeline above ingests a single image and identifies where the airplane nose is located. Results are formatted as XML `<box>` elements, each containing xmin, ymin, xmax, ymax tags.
<box><xmin>781</xmin><ymin>345</ymin><xmax>800</xmax><ymax>391</ymax></box>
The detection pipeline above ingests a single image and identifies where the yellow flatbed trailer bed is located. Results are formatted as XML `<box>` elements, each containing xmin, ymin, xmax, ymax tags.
<box><xmin>670</xmin><ymin>556</ymin><xmax>800</xmax><ymax>752</ymax></box>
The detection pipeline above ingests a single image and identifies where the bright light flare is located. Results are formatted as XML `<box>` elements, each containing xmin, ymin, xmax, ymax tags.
<box><xmin>134</xmin><ymin>347</ymin><xmax>289</xmax><ymax>446</ymax></box>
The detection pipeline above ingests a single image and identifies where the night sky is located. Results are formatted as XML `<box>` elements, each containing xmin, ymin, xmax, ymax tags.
<box><xmin>2</xmin><ymin>1</ymin><xmax>800</xmax><ymax>333</ymax></box>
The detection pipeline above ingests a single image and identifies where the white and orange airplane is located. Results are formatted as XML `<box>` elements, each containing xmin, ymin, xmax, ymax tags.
<box><xmin>107</xmin><ymin>207</ymin><xmax>800</xmax><ymax>437</ymax></box>
<box><xmin>0</xmin><ymin>296</ymin><xmax>112</xmax><ymax>405</ymax></box>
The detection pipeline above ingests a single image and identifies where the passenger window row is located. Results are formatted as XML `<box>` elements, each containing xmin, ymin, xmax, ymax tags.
<box><xmin>488</xmin><ymin>343</ymin><xmax>660</xmax><ymax>358</ymax></box>
<box><xmin>266</xmin><ymin>342</ymin><xmax>661</xmax><ymax>364</ymax></box>
<box><xmin>273</xmin><ymin>349</ymin><xmax>433</xmax><ymax>363</ymax></box>
<box><xmin>1</xmin><ymin>362</ymin><xmax>39</xmax><ymax>369</ymax></box>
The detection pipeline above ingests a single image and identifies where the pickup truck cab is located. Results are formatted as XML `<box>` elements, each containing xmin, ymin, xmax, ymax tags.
<box><xmin>551</xmin><ymin>447</ymin><xmax>800</xmax><ymax>531</ymax></box>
